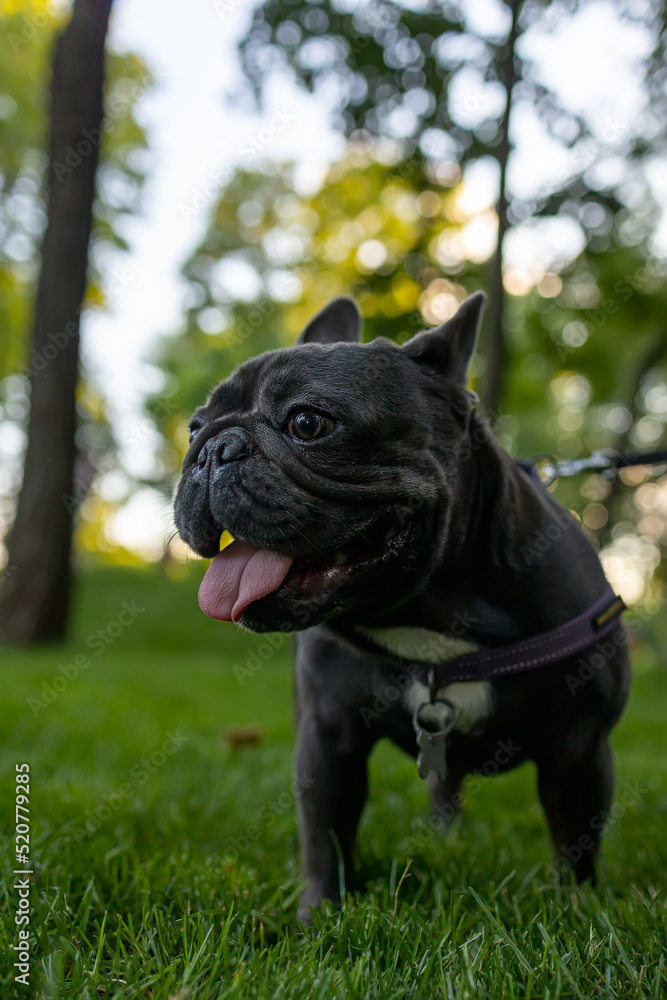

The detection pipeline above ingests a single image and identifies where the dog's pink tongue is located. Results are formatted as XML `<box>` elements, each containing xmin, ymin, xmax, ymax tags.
<box><xmin>198</xmin><ymin>540</ymin><xmax>293</xmax><ymax>623</ymax></box>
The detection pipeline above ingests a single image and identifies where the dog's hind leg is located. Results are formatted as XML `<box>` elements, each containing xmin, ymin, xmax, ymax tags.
<box><xmin>429</xmin><ymin>768</ymin><xmax>466</xmax><ymax>832</ymax></box>
<box><xmin>536</xmin><ymin>733</ymin><xmax>614</xmax><ymax>883</ymax></box>
<box><xmin>295</xmin><ymin>709</ymin><xmax>373</xmax><ymax>924</ymax></box>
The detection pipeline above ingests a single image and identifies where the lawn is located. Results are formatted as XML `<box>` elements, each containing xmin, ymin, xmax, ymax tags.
<box><xmin>1</xmin><ymin>563</ymin><xmax>666</xmax><ymax>999</ymax></box>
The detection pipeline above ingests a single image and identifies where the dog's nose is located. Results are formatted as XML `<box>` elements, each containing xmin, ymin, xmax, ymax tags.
<box><xmin>197</xmin><ymin>427</ymin><xmax>254</xmax><ymax>470</ymax></box>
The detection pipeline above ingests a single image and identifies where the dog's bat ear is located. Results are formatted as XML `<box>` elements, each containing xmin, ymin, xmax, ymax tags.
<box><xmin>402</xmin><ymin>290</ymin><xmax>486</xmax><ymax>384</ymax></box>
<box><xmin>297</xmin><ymin>296</ymin><xmax>362</xmax><ymax>345</ymax></box>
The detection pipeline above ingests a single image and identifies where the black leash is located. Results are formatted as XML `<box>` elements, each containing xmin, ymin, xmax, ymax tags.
<box><xmin>530</xmin><ymin>449</ymin><xmax>667</xmax><ymax>487</ymax></box>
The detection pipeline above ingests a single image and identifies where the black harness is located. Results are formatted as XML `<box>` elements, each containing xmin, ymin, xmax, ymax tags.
<box><xmin>407</xmin><ymin>445</ymin><xmax>664</xmax><ymax>780</ymax></box>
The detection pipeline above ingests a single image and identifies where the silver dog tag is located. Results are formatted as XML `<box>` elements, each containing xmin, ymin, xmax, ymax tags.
<box><xmin>413</xmin><ymin>698</ymin><xmax>458</xmax><ymax>781</ymax></box>
<box><xmin>416</xmin><ymin>728</ymin><xmax>448</xmax><ymax>780</ymax></box>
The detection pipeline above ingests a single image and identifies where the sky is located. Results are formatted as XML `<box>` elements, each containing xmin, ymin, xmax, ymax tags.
<box><xmin>19</xmin><ymin>0</ymin><xmax>665</xmax><ymax>558</ymax></box>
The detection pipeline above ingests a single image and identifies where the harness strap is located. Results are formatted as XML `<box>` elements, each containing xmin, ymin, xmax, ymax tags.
<box><xmin>411</xmin><ymin>586</ymin><xmax>626</xmax><ymax>687</ymax></box>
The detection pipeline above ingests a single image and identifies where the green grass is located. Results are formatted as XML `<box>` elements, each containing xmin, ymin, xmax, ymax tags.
<box><xmin>1</xmin><ymin>563</ymin><xmax>666</xmax><ymax>998</ymax></box>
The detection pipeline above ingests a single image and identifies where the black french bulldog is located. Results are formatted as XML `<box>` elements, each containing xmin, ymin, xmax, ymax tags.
<box><xmin>174</xmin><ymin>292</ymin><xmax>630</xmax><ymax>922</ymax></box>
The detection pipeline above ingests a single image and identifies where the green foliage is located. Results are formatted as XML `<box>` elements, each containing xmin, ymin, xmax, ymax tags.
<box><xmin>503</xmin><ymin>235</ymin><xmax>667</xmax><ymax>569</ymax></box>
<box><xmin>238</xmin><ymin>0</ymin><xmax>665</xmax><ymax>242</ymax></box>
<box><xmin>0</xmin><ymin>565</ymin><xmax>665</xmax><ymax>996</ymax></box>
<box><xmin>150</xmin><ymin>151</ymin><xmax>488</xmax><ymax>481</ymax></box>
<box><xmin>238</xmin><ymin>0</ymin><xmax>597</xmax><ymax>162</ymax></box>
<box><xmin>506</xmin><ymin>241</ymin><xmax>667</xmax><ymax>456</ymax></box>
<box><xmin>240</xmin><ymin>0</ymin><xmax>474</xmax><ymax>155</ymax></box>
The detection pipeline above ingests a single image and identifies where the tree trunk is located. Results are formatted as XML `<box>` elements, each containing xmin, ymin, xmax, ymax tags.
<box><xmin>0</xmin><ymin>0</ymin><xmax>113</xmax><ymax>642</ymax></box>
<box><xmin>483</xmin><ymin>0</ymin><xmax>521</xmax><ymax>417</ymax></box>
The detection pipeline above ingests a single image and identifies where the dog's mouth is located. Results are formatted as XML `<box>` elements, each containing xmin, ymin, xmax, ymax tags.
<box><xmin>197</xmin><ymin>510</ymin><xmax>412</xmax><ymax>624</ymax></box>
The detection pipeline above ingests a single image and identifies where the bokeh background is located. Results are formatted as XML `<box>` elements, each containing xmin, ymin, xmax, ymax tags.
<box><xmin>3</xmin><ymin>0</ymin><xmax>667</xmax><ymax>618</ymax></box>
<box><xmin>1</xmin><ymin>1</ymin><xmax>667</xmax><ymax>995</ymax></box>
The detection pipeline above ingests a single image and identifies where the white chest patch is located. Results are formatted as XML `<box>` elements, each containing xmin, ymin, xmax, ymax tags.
<box><xmin>404</xmin><ymin>679</ymin><xmax>493</xmax><ymax>733</ymax></box>
<box><xmin>357</xmin><ymin>625</ymin><xmax>478</xmax><ymax>663</ymax></box>
<box><xmin>358</xmin><ymin>625</ymin><xmax>493</xmax><ymax>734</ymax></box>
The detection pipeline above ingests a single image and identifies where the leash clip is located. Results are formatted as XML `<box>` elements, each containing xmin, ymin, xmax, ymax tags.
<box><xmin>531</xmin><ymin>450</ymin><xmax>618</xmax><ymax>486</ymax></box>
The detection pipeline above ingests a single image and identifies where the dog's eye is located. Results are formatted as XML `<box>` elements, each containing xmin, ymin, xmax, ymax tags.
<box><xmin>189</xmin><ymin>426</ymin><xmax>200</xmax><ymax>443</ymax></box>
<box><xmin>288</xmin><ymin>411</ymin><xmax>335</xmax><ymax>441</ymax></box>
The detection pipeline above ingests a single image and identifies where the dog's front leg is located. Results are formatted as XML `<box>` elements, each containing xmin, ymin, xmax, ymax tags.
<box><xmin>295</xmin><ymin>709</ymin><xmax>372</xmax><ymax>924</ymax></box>
<box><xmin>537</xmin><ymin>733</ymin><xmax>614</xmax><ymax>883</ymax></box>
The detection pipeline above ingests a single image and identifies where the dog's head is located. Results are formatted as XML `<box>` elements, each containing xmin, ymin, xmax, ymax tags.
<box><xmin>174</xmin><ymin>291</ymin><xmax>485</xmax><ymax>632</ymax></box>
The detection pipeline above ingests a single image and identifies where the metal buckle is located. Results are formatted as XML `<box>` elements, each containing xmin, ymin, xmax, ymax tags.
<box><xmin>530</xmin><ymin>453</ymin><xmax>560</xmax><ymax>487</ymax></box>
